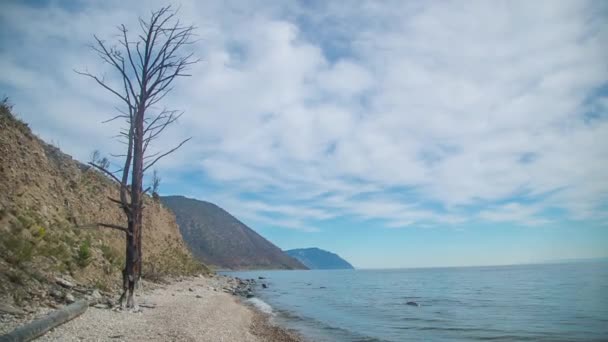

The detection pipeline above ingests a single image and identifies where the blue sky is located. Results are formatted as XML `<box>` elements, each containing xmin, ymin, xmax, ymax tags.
<box><xmin>1</xmin><ymin>0</ymin><xmax>607</xmax><ymax>268</ymax></box>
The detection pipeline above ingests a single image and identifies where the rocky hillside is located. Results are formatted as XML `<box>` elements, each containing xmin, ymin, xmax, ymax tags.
<box><xmin>285</xmin><ymin>248</ymin><xmax>354</xmax><ymax>269</ymax></box>
<box><xmin>161</xmin><ymin>196</ymin><xmax>307</xmax><ymax>270</ymax></box>
<box><xmin>0</xmin><ymin>101</ymin><xmax>206</xmax><ymax>309</ymax></box>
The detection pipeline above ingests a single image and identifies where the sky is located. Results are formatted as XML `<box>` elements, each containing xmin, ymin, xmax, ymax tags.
<box><xmin>1</xmin><ymin>0</ymin><xmax>607</xmax><ymax>268</ymax></box>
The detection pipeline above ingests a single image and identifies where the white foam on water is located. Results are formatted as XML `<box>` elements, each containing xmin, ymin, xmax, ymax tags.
<box><xmin>247</xmin><ymin>297</ymin><xmax>274</xmax><ymax>315</ymax></box>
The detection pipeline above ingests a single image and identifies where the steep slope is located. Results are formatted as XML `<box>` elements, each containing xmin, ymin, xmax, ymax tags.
<box><xmin>0</xmin><ymin>102</ymin><xmax>205</xmax><ymax>307</ymax></box>
<box><xmin>285</xmin><ymin>248</ymin><xmax>354</xmax><ymax>269</ymax></box>
<box><xmin>161</xmin><ymin>196</ymin><xmax>307</xmax><ymax>270</ymax></box>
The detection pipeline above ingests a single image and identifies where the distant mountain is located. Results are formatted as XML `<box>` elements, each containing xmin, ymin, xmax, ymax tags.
<box><xmin>160</xmin><ymin>196</ymin><xmax>307</xmax><ymax>270</ymax></box>
<box><xmin>285</xmin><ymin>248</ymin><xmax>354</xmax><ymax>269</ymax></box>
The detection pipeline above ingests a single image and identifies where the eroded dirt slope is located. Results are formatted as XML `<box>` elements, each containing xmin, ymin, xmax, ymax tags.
<box><xmin>0</xmin><ymin>102</ymin><xmax>206</xmax><ymax>309</ymax></box>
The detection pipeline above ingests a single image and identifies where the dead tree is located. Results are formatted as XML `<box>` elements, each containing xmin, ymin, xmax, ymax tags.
<box><xmin>151</xmin><ymin>169</ymin><xmax>161</xmax><ymax>199</ymax></box>
<box><xmin>77</xmin><ymin>6</ymin><xmax>197</xmax><ymax>308</ymax></box>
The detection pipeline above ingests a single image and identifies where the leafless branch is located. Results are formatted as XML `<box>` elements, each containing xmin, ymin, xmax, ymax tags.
<box><xmin>89</xmin><ymin>162</ymin><xmax>121</xmax><ymax>184</ymax></box>
<box><xmin>77</xmin><ymin>223</ymin><xmax>132</xmax><ymax>236</ymax></box>
<box><xmin>143</xmin><ymin>137</ymin><xmax>191</xmax><ymax>172</ymax></box>
<box><xmin>79</xmin><ymin>5</ymin><xmax>198</xmax><ymax>308</ymax></box>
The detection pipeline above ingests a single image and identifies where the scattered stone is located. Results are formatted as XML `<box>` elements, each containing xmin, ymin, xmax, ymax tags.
<box><xmin>65</xmin><ymin>293</ymin><xmax>76</xmax><ymax>303</ymax></box>
<box><xmin>50</xmin><ymin>289</ymin><xmax>63</xmax><ymax>299</ymax></box>
<box><xmin>0</xmin><ymin>303</ymin><xmax>26</xmax><ymax>316</ymax></box>
<box><xmin>139</xmin><ymin>303</ymin><xmax>156</xmax><ymax>308</ymax></box>
<box><xmin>246</xmin><ymin>293</ymin><xmax>254</xmax><ymax>299</ymax></box>
<box><xmin>262</xmin><ymin>283</ymin><xmax>268</xmax><ymax>289</ymax></box>
<box><xmin>24</xmin><ymin>306</ymin><xmax>37</xmax><ymax>313</ymax></box>
<box><xmin>258</xmin><ymin>276</ymin><xmax>265</xmax><ymax>280</ymax></box>
<box><xmin>130</xmin><ymin>306</ymin><xmax>143</xmax><ymax>314</ymax></box>
<box><xmin>48</xmin><ymin>302</ymin><xmax>61</xmax><ymax>309</ymax></box>
<box><xmin>55</xmin><ymin>277</ymin><xmax>75</xmax><ymax>289</ymax></box>
<box><xmin>188</xmin><ymin>288</ymin><xmax>194</xmax><ymax>292</ymax></box>
<box><xmin>29</xmin><ymin>289</ymin><xmax>47</xmax><ymax>298</ymax></box>
<box><xmin>93</xmin><ymin>303</ymin><xmax>109</xmax><ymax>309</ymax></box>
<box><xmin>72</xmin><ymin>286</ymin><xmax>88</xmax><ymax>294</ymax></box>
<box><xmin>91</xmin><ymin>289</ymin><xmax>102</xmax><ymax>299</ymax></box>
<box><xmin>196</xmin><ymin>295</ymin><xmax>202</xmax><ymax>298</ymax></box>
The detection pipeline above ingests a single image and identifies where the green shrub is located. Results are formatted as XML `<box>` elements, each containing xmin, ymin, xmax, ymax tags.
<box><xmin>1</xmin><ymin>235</ymin><xmax>34</xmax><ymax>265</ymax></box>
<box><xmin>32</xmin><ymin>225</ymin><xmax>46</xmax><ymax>239</ymax></box>
<box><xmin>75</xmin><ymin>240</ymin><xmax>92</xmax><ymax>268</ymax></box>
<box><xmin>39</xmin><ymin>241</ymin><xmax>71</xmax><ymax>265</ymax></box>
<box><xmin>6</xmin><ymin>269</ymin><xmax>25</xmax><ymax>285</ymax></box>
<box><xmin>95</xmin><ymin>280</ymin><xmax>111</xmax><ymax>292</ymax></box>
<box><xmin>16</xmin><ymin>211</ymin><xmax>38</xmax><ymax>229</ymax></box>
<box><xmin>100</xmin><ymin>244</ymin><xmax>121</xmax><ymax>267</ymax></box>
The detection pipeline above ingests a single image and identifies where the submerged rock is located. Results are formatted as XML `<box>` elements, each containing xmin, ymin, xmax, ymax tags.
<box><xmin>406</xmin><ymin>301</ymin><xmax>420</xmax><ymax>307</ymax></box>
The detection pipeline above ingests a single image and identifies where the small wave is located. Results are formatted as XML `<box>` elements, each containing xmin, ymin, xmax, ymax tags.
<box><xmin>247</xmin><ymin>297</ymin><xmax>274</xmax><ymax>315</ymax></box>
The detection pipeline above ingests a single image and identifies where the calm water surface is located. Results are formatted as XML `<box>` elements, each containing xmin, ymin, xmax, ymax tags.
<box><xmin>227</xmin><ymin>261</ymin><xmax>608</xmax><ymax>341</ymax></box>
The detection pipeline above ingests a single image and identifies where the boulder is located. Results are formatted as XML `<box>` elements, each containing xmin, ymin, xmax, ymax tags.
<box><xmin>64</xmin><ymin>293</ymin><xmax>75</xmax><ymax>304</ymax></box>
<box><xmin>90</xmin><ymin>289</ymin><xmax>102</xmax><ymax>300</ymax></box>
<box><xmin>55</xmin><ymin>277</ymin><xmax>75</xmax><ymax>289</ymax></box>
<box><xmin>49</xmin><ymin>289</ymin><xmax>63</xmax><ymax>299</ymax></box>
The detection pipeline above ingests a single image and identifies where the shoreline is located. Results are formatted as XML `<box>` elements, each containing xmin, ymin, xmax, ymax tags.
<box><xmin>0</xmin><ymin>275</ymin><xmax>305</xmax><ymax>342</ymax></box>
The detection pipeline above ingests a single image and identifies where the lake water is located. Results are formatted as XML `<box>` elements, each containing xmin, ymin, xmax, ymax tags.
<box><xmin>227</xmin><ymin>260</ymin><xmax>608</xmax><ymax>341</ymax></box>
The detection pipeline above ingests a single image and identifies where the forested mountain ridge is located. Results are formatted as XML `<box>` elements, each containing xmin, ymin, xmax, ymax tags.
<box><xmin>286</xmin><ymin>248</ymin><xmax>354</xmax><ymax>269</ymax></box>
<box><xmin>161</xmin><ymin>195</ymin><xmax>307</xmax><ymax>270</ymax></box>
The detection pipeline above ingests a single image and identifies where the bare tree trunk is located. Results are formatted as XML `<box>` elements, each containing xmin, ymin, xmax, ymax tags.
<box><xmin>137</xmin><ymin>224</ymin><xmax>143</xmax><ymax>285</ymax></box>
<box><xmin>128</xmin><ymin>106</ymin><xmax>145</xmax><ymax>306</ymax></box>
<box><xmin>77</xmin><ymin>6</ymin><xmax>197</xmax><ymax>309</ymax></box>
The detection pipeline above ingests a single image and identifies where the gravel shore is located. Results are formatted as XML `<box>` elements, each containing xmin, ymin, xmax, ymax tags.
<box><xmin>2</xmin><ymin>275</ymin><xmax>304</xmax><ymax>341</ymax></box>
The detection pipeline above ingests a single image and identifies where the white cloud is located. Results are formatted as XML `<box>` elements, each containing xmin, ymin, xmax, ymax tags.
<box><xmin>478</xmin><ymin>203</ymin><xmax>549</xmax><ymax>226</ymax></box>
<box><xmin>1</xmin><ymin>0</ymin><xmax>606</xmax><ymax>231</ymax></box>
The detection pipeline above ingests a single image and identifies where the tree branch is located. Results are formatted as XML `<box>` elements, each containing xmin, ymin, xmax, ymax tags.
<box><xmin>77</xmin><ymin>223</ymin><xmax>132</xmax><ymax>236</ymax></box>
<box><xmin>143</xmin><ymin>137</ymin><xmax>191</xmax><ymax>172</ymax></box>
<box><xmin>88</xmin><ymin>162</ymin><xmax>121</xmax><ymax>184</ymax></box>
